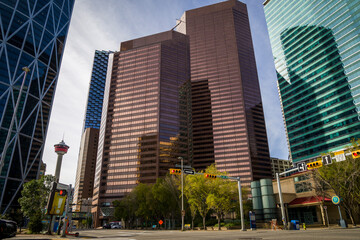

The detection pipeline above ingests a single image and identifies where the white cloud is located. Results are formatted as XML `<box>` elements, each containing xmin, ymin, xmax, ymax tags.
<box><xmin>42</xmin><ymin>0</ymin><xmax>288</xmax><ymax>186</ymax></box>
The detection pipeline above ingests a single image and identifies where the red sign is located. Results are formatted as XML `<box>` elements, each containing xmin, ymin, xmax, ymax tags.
<box><xmin>159</xmin><ymin>220</ymin><xmax>163</xmax><ymax>225</ymax></box>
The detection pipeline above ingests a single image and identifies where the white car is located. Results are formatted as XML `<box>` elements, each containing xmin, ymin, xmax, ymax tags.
<box><xmin>110</xmin><ymin>222</ymin><xmax>121</xmax><ymax>229</ymax></box>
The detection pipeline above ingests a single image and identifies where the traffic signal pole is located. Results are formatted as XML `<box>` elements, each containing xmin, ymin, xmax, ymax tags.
<box><xmin>276</xmin><ymin>173</ymin><xmax>287</xmax><ymax>229</ymax></box>
<box><xmin>179</xmin><ymin>157</ymin><xmax>184</xmax><ymax>231</ymax></box>
<box><xmin>237</xmin><ymin>177</ymin><xmax>245</xmax><ymax>231</ymax></box>
<box><xmin>276</xmin><ymin>168</ymin><xmax>298</xmax><ymax>230</ymax></box>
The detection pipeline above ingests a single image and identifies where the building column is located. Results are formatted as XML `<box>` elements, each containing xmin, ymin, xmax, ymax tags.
<box><xmin>320</xmin><ymin>204</ymin><xmax>326</xmax><ymax>225</ymax></box>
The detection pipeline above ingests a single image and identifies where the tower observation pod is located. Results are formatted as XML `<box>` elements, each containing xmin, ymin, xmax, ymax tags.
<box><xmin>54</xmin><ymin>140</ymin><xmax>70</xmax><ymax>183</ymax></box>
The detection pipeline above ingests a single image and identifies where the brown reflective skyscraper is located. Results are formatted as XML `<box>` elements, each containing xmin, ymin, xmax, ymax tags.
<box><xmin>91</xmin><ymin>31</ymin><xmax>190</xmax><ymax>226</ymax></box>
<box><xmin>179</xmin><ymin>0</ymin><xmax>271</xmax><ymax>183</ymax></box>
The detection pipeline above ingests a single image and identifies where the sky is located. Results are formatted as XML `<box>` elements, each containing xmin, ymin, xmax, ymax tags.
<box><xmin>42</xmin><ymin>0</ymin><xmax>289</xmax><ymax>186</ymax></box>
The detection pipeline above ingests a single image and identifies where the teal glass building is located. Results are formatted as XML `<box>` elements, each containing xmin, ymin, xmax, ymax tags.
<box><xmin>264</xmin><ymin>0</ymin><xmax>360</xmax><ymax>163</ymax></box>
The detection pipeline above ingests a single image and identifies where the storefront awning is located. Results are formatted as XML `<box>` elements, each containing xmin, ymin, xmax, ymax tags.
<box><xmin>288</xmin><ymin>196</ymin><xmax>331</xmax><ymax>207</ymax></box>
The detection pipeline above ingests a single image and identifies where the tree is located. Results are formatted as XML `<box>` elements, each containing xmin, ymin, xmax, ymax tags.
<box><xmin>113</xmin><ymin>193</ymin><xmax>136</xmax><ymax>229</ymax></box>
<box><xmin>152</xmin><ymin>176</ymin><xmax>180</xmax><ymax>223</ymax></box>
<box><xmin>133</xmin><ymin>183</ymin><xmax>154</xmax><ymax>228</ymax></box>
<box><xmin>184</xmin><ymin>167</ymin><xmax>212</xmax><ymax>230</ymax></box>
<box><xmin>314</xmin><ymin>140</ymin><xmax>360</xmax><ymax>225</ymax></box>
<box><xmin>205</xmin><ymin>165</ymin><xmax>238</xmax><ymax>230</ymax></box>
<box><xmin>18</xmin><ymin>175</ymin><xmax>55</xmax><ymax>233</ymax></box>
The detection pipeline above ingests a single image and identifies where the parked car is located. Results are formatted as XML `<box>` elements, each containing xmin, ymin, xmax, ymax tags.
<box><xmin>102</xmin><ymin>223</ymin><xmax>111</xmax><ymax>229</ymax></box>
<box><xmin>0</xmin><ymin>219</ymin><xmax>17</xmax><ymax>239</ymax></box>
<box><xmin>110</xmin><ymin>222</ymin><xmax>121</xmax><ymax>229</ymax></box>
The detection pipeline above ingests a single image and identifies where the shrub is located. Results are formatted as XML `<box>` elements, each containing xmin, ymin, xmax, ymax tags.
<box><xmin>28</xmin><ymin>214</ymin><xmax>43</xmax><ymax>233</ymax></box>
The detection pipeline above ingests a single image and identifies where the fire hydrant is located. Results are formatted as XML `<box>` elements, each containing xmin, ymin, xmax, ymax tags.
<box><xmin>303</xmin><ymin>223</ymin><xmax>306</xmax><ymax>230</ymax></box>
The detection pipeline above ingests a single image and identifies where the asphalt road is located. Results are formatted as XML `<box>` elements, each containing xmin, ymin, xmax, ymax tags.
<box><xmin>11</xmin><ymin>228</ymin><xmax>360</xmax><ymax>240</ymax></box>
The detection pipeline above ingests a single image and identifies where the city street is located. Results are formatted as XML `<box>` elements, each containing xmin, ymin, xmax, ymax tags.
<box><xmin>12</xmin><ymin>228</ymin><xmax>360</xmax><ymax>240</ymax></box>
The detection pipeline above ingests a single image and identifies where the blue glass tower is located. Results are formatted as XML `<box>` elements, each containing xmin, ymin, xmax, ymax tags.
<box><xmin>83</xmin><ymin>50</ymin><xmax>113</xmax><ymax>131</ymax></box>
<box><xmin>73</xmin><ymin>50</ymin><xmax>113</xmax><ymax>210</ymax></box>
<box><xmin>0</xmin><ymin>0</ymin><xmax>74</xmax><ymax>213</ymax></box>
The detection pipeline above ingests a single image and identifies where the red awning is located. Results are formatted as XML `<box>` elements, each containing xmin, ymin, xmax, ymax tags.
<box><xmin>288</xmin><ymin>196</ymin><xmax>331</xmax><ymax>206</ymax></box>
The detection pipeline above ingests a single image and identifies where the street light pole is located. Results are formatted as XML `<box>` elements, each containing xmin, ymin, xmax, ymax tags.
<box><xmin>237</xmin><ymin>177</ymin><xmax>246</xmax><ymax>231</ymax></box>
<box><xmin>178</xmin><ymin>157</ymin><xmax>184</xmax><ymax>231</ymax></box>
<box><xmin>276</xmin><ymin>172</ymin><xmax>287</xmax><ymax>229</ymax></box>
<box><xmin>0</xmin><ymin>67</ymin><xmax>30</xmax><ymax>174</ymax></box>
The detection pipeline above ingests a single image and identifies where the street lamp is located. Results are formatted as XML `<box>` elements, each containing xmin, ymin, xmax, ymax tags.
<box><xmin>0</xmin><ymin>67</ymin><xmax>30</xmax><ymax>174</ymax></box>
<box><xmin>178</xmin><ymin>156</ymin><xmax>184</xmax><ymax>231</ymax></box>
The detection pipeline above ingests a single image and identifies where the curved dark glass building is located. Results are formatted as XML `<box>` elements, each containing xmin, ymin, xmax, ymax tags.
<box><xmin>0</xmin><ymin>0</ymin><xmax>74</xmax><ymax>213</ymax></box>
<box><xmin>264</xmin><ymin>0</ymin><xmax>360</xmax><ymax>164</ymax></box>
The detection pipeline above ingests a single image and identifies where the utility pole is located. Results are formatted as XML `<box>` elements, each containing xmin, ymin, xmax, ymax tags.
<box><xmin>237</xmin><ymin>177</ymin><xmax>246</xmax><ymax>231</ymax></box>
<box><xmin>178</xmin><ymin>157</ymin><xmax>184</xmax><ymax>231</ymax></box>
<box><xmin>0</xmin><ymin>67</ymin><xmax>30</xmax><ymax>173</ymax></box>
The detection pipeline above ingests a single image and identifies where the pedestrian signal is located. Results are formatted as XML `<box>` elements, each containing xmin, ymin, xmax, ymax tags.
<box><xmin>169</xmin><ymin>168</ymin><xmax>181</xmax><ymax>175</ymax></box>
<box><xmin>204</xmin><ymin>173</ymin><xmax>217</xmax><ymax>179</ymax></box>
<box><xmin>352</xmin><ymin>150</ymin><xmax>360</xmax><ymax>159</ymax></box>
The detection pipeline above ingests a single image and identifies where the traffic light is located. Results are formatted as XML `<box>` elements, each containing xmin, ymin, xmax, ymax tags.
<box><xmin>204</xmin><ymin>173</ymin><xmax>217</xmax><ymax>179</ymax></box>
<box><xmin>306</xmin><ymin>160</ymin><xmax>323</xmax><ymax>170</ymax></box>
<box><xmin>59</xmin><ymin>189</ymin><xmax>67</xmax><ymax>196</ymax></box>
<box><xmin>169</xmin><ymin>168</ymin><xmax>181</xmax><ymax>175</ymax></box>
<box><xmin>352</xmin><ymin>150</ymin><xmax>360</xmax><ymax>159</ymax></box>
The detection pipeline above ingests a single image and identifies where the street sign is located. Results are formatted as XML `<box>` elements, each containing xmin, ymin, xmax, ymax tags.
<box><xmin>297</xmin><ymin>162</ymin><xmax>307</xmax><ymax>172</ymax></box>
<box><xmin>181</xmin><ymin>210</ymin><xmax>186</xmax><ymax>216</ymax></box>
<box><xmin>334</xmin><ymin>151</ymin><xmax>346</xmax><ymax>162</ymax></box>
<box><xmin>175</xmin><ymin>164</ymin><xmax>192</xmax><ymax>169</ymax></box>
<box><xmin>159</xmin><ymin>220</ymin><xmax>163</xmax><ymax>225</ymax></box>
<box><xmin>322</xmin><ymin>155</ymin><xmax>332</xmax><ymax>165</ymax></box>
<box><xmin>323</xmin><ymin>206</ymin><xmax>327</xmax><ymax>210</ymax></box>
<box><xmin>183</xmin><ymin>169</ymin><xmax>195</xmax><ymax>175</ymax></box>
<box><xmin>332</xmin><ymin>195</ymin><xmax>341</xmax><ymax>205</ymax></box>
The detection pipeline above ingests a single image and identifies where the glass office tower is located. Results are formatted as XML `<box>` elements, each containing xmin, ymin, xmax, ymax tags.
<box><xmin>74</xmin><ymin>50</ymin><xmax>113</xmax><ymax>212</ymax></box>
<box><xmin>264</xmin><ymin>0</ymin><xmax>360</xmax><ymax>163</ymax></box>
<box><xmin>91</xmin><ymin>31</ymin><xmax>191</xmax><ymax>227</ymax></box>
<box><xmin>83</xmin><ymin>50</ymin><xmax>113</xmax><ymax>131</ymax></box>
<box><xmin>0</xmin><ymin>0</ymin><xmax>74</xmax><ymax>213</ymax></box>
<box><xmin>180</xmin><ymin>0</ymin><xmax>272</xmax><ymax>182</ymax></box>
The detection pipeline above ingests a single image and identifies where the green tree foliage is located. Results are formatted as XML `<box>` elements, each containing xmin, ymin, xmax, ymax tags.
<box><xmin>113</xmin><ymin>175</ymin><xmax>181</xmax><ymax>229</ymax></box>
<box><xmin>113</xmin><ymin>165</ymin><xmax>249</xmax><ymax>230</ymax></box>
<box><xmin>314</xmin><ymin>140</ymin><xmax>360</xmax><ymax>225</ymax></box>
<box><xmin>18</xmin><ymin>175</ymin><xmax>55</xmax><ymax>233</ymax></box>
<box><xmin>184</xmin><ymin>168</ymin><xmax>210</xmax><ymax>229</ymax></box>
<box><xmin>205</xmin><ymin>165</ymin><xmax>238</xmax><ymax>230</ymax></box>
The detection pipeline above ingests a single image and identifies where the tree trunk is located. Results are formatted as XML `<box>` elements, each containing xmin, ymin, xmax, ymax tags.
<box><xmin>191</xmin><ymin>217</ymin><xmax>194</xmax><ymax>230</ymax></box>
<box><xmin>218</xmin><ymin>213</ymin><xmax>221</xmax><ymax>230</ymax></box>
<box><xmin>345</xmin><ymin>208</ymin><xmax>356</xmax><ymax>226</ymax></box>
<box><xmin>203</xmin><ymin>216</ymin><xmax>206</xmax><ymax>230</ymax></box>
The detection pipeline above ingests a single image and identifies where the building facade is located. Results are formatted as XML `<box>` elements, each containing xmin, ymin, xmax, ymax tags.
<box><xmin>73</xmin><ymin>128</ymin><xmax>99</xmax><ymax>212</ymax></box>
<box><xmin>270</xmin><ymin>157</ymin><xmax>291</xmax><ymax>179</ymax></box>
<box><xmin>73</xmin><ymin>50</ymin><xmax>113</xmax><ymax>212</ymax></box>
<box><xmin>0</xmin><ymin>0</ymin><xmax>74</xmax><ymax>213</ymax></box>
<box><xmin>83</xmin><ymin>50</ymin><xmax>113</xmax><ymax>131</ymax></box>
<box><xmin>180</xmin><ymin>0</ymin><xmax>272</xmax><ymax>183</ymax></box>
<box><xmin>91</xmin><ymin>31</ymin><xmax>191</xmax><ymax>226</ymax></box>
<box><xmin>264</xmin><ymin>0</ymin><xmax>360</xmax><ymax>164</ymax></box>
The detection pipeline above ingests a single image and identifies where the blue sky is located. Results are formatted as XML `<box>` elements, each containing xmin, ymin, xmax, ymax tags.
<box><xmin>42</xmin><ymin>0</ymin><xmax>288</xmax><ymax>185</ymax></box>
